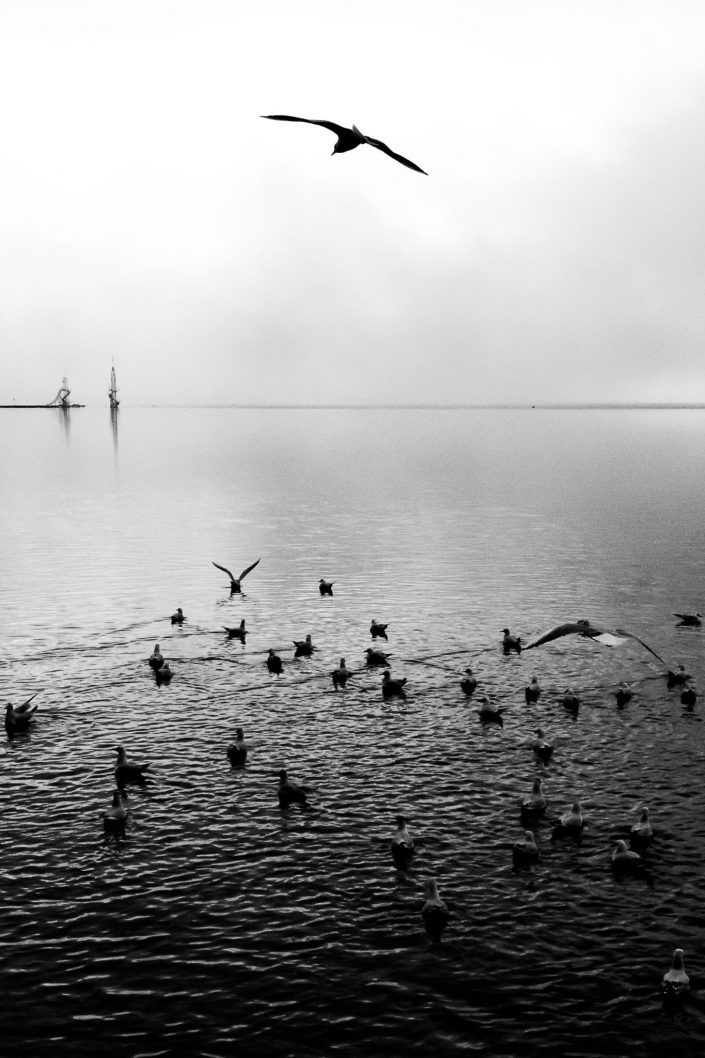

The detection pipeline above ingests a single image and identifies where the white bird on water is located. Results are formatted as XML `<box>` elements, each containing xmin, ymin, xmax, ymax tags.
<box><xmin>261</xmin><ymin>115</ymin><xmax>428</xmax><ymax>175</ymax></box>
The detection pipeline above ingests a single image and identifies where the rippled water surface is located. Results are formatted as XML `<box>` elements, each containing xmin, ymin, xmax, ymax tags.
<box><xmin>2</xmin><ymin>406</ymin><xmax>705</xmax><ymax>1057</ymax></box>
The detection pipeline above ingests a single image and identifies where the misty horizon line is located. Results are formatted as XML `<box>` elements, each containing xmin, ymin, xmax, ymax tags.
<box><xmin>3</xmin><ymin>402</ymin><xmax>705</xmax><ymax>411</ymax></box>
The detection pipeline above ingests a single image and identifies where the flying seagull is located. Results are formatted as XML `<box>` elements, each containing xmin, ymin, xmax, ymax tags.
<box><xmin>212</xmin><ymin>558</ymin><xmax>260</xmax><ymax>594</ymax></box>
<box><xmin>261</xmin><ymin>115</ymin><xmax>427</xmax><ymax>175</ymax></box>
<box><xmin>524</xmin><ymin>619</ymin><xmax>665</xmax><ymax>665</ymax></box>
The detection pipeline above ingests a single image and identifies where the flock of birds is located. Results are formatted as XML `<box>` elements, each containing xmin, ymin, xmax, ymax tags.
<box><xmin>6</xmin><ymin>554</ymin><xmax>701</xmax><ymax>990</ymax></box>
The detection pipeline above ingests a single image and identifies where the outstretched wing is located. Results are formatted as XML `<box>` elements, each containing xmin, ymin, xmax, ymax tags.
<box><xmin>212</xmin><ymin>560</ymin><xmax>235</xmax><ymax>580</ymax></box>
<box><xmin>17</xmin><ymin>692</ymin><xmax>40</xmax><ymax>713</ymax></box>
<box><xmin>238</xmin><ymin>557</ymin><xmax>261</xmax><ymax>581</ymax></box>
<box><xmin>525</xmin><ymin>622</ymin><xmax>606</xmax><ymax>650</ymax></box>
<box><xmin>362</xmin><ymin>135</ymin><xmax>428</xmax><ymax>174</ymax></box>
<box><xmin>614</xmin><ymin>629</ymin><xmax>667</xmax><ymax>666</ymax></box>
<box><xmin>261</xmin><ymin>115</ymin><xmax>349</xmax><ymax>137</ymax></box>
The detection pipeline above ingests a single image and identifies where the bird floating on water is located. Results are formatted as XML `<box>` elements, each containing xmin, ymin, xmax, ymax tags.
<box><xmin>266</xmin><ymin>649</ymin><xmax>283</xmax><ymax>675</ymax></box>
<box><xmin>212</xmin><ymin>558</ymin><xmax>260</xmax><ymax>594</ymax></box>
<box><xmin>681</xmin><ymin>686</ymin><xmax>697</xmax><ymax>710</ymax></box>
<box><xmin>512</xmin><ymin>830</ymin><xmax>539</xmax><ymax>868</ymax></box>
<box><xmin>533</xmin><ymin>728</ymin><xmax>554</xmax><ymax>763</ymax></box>
<box><xmin>223</xmin><ymin>620</ymin><xmax>247</xmax><ymax>641</ymax></box>
<box><xmin>366</xmin><ymin>647</ymin><xmax>391</xmax><ymax>666</ymax></box>
<box><xmin>502</xmin><ymin>628</ymin><xmax>522</xmax><ymax>654</ymax></box>
<box><xmin>390</xmin><ymin>815</ymin><xmax>414</xmax><ymax>870</ymax></box>
<box><xmin>155</xmin><ymin>662</ymin><xmax>172</xmax><ymax>686</ymax></box>
<box><xmin>5</xmin><ymin>695</ymin><xmax>39</xmax><ymax>734</ymax></box>
<box><xmin>460</xmin><ymin>668</ymin><xmax>477</xmax><ymax>696</ymax></box>
<box><xmin>293</xmin><ymin>634</ymin><xmax>316</xmax><ymax>658</ymax></box>
<box><xmin>674</xmin><ymin>611</ymin><xmax>702</xmax><ymax>626</ymax></box>
<box><xmin>277</xmin><ymin>769</ymin><xmax>309</xmax><ymax>810</ymax></box>
<box><xmin>611</xmin><ymin>840</ymin><xmax>644</xmax><ymax>873</ymax></box>
<box><xmin>478</xmin><ymin>695</ymin><xmax>503</xmax><ymax>725</ymax></box>
<box><xmin>524</xmin><ymin>619</ymin><xmax>666</xmax><ymax>664</ymax></box>
<box><xmin>382</xmin><ymin>670</ymin><xmax>407</xmax><ymax>700</ymax></box>
<box><xmin>319</xmin><ymin>579</ymin><xmax>334</xmax><ymax>596</ymax></box>
<box><xmin>170</xmin><ymin>607</ymin><xmax>185</xmax><ymax>626</ymax></box>
<box><xmin>227</xmin><ymin>728</ymin><xmax>248</xmax><ymax>768</ymax></box>
<box><xmin>422</xmin><ymin>878</ymin><xmax>450</xmax><ymax>941</ymax></box>
<box><xmin>561</xmin><ymin>689</ymin><xmax>580</xmax><ymax>714</ymax></box>
<box><xmin>630</xmin><ymin>807</ymin><xmax>653</xmax><ymax>850</ymax></box>
<box><xmin>521</xmin><ymin>777</ymin><xmax>546</xmax><ymax>822</ymax></box>
<box><xmin>331</xmin><ymin>658</ymin><xmax>350</xmax><ymax>690</ymax></box>
<box><xmin>613</xmin><ymin>682</ymin><xmax>633</xmax><ymax>707</ymax></box>
<box><xmin>370</xmin><ymin>620</ymin><xmax>389</xmax><ymax>641</ymax></box>
<box><xmin>557</xmin><ymin>800</ymin><xmax>584</xmax><ymax>834</ymax></box>
<box><xmin>525</xmin><ymin>676</ymin><xmax>541</xmax><ymax>703</ymax></box>
<box><xmin>261</xmin><ymin>114</ymin><xmax>428</xmax><ymax>174</ymax></box>
<box><xmin>115</xmin><ymin>746</ymin><xmax>151</xmax><ymax>788</ymax></box>
<box><xmin>148</xmin><ymin>644</ymin><xmax>164</xmax><ymax>670</ymax></box>
<box><xmin>667</xmin><ymin>665</ymin><xmax>690</xmax><ymax>689</ymax></box>
<box><xmin>662</xmin><ymin>948</ymin><xmax>690</xmax><ymax>997</ymax></box>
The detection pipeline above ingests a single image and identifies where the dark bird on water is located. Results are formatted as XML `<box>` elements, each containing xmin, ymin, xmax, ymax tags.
<box><xmin>5</xmin><ymin>694</ymin><xmax>39</xmax><ymax>734</ymax></box>
<box><xmin>370</xmin><ymin>620</ymin><xmax>389</xmax><ymax>640</ymax></box>
<box><xmin>460</xmin><ymin>668</ymin><xmax>477</xmax><ymax>696</ymax></box>
<box><xmin>227</xmin><ymin>728</ymin><xmax>248</xmax><ymax>768</ymax></box>
<box><xmin>171</xmin><ymin>607</ymin><xmax>185</xmax><ymax>625</ymax></box>
<box><xmin>512</xmin><ymin>830</ymin><xmax>539</xmax><ymax>868</ymax></box>
<box><xmin>521</xmin><ymin>777</ymin><xmax>546</xmax><ymax>823</ymax></box>
<box><xmin>478</xmin><ymin>695</ymin><xmax>503</xmax><ymax>725</ymax></box>
<box><xmin>611</xmin><ymin>840</ymin><xmax>644</xmax><ymax>874</ymax></box>
<box><xmin>382</xmin><ymin>670</ymin><xmax>407</xmax><ymax>700</ymax></box>
<box><xmin>155</xmin><ymin>662</ymin><xmax>172</xmax><ymax>686</ymax></box>
<box><xmin>561</xmin><ymin>689</ymin><xmax>580</xmax><ymax>715</ymax></box>
<box><xmin>148</xmin><ymin>644</ymin><xmax>164</xmax><ymax>670</ymax></box>
<box><xmin>630</xmin><ymin>807</ymin><xmax>653</xmax><ymax>850</ymax></box>
<box><xmin>103</xmin><ymin>790</ymin><xmax>128</xmax><ymax>832</ymax></box>
<box><xmin>319</xmin><ymin>579</ymin><xmax>334</xmax><ymax>596</ymax></box>
<box><xmin>331</xmin><ymin>658</ymin><xmax>350</xmax><ymax>690</ymax></box>
<box><xmin>667</xmin><ymin>665</ymin><xmax>690</xmax><ymax>689</ymax></box>
<box><xmin>261</xmin><ymin>115</ymin><xmax>428</xmax><ymax>174</ymax></box>
<box><xmin>533</xmin><ymin>728</ymin><xmax>554</xmax><ymax>762</ymax></box>
<box><xmin>390</xmin><ymin>815</ymin><xmax>414</xmax><ymax>870</ymax></box>
<box><xmin>212</xmin><ymin>558</ymin><xmax>260</xmax><ymax>594</ymax></box>
<box><xmin>115</xmin><ymin>746</ymin><xmax>151</xmax><ymax>788</ymax></box>
<box><xmin>674</xmin><ymin>611</ymin><xmax>702</xmax><ymax>626</ymax></box>
<box><xmin>223</xmin><ymin>620</ymin><xmax>247</xmax><ymax>641</ymax></box>
<box><xmin>681</xmin><ymin>686</ymin><xmax>697</xmax><ymax>710</ymax></box>
<box><xmin>502</xmin><ymin>628</ymin><xmax>521</xmax><ymax>654</ymax></box>
<box><xmin>422</xmin><ymin>878</ymin><xmax>450</xmax><ymax>942</ymax></box>
<box><xmin>277</xmin><ymin>769</ymin><xmax>310</xmax><ymax>809</ymax></box>
<box><xmin>293</xmin><ymin>634</ymin><xmax>316</xmax><ymax>658</ymax></box>
<box><xmin>613</xmin><ymin>682</ymin><xmax>633</xmax><ymax>707</ymax></box>
<box><xmin>365</xmin><ymin>647</ymin><xmax>391</xmax><ymax>666</ymax></box>
<box><xmin>266</xmin><ymin>649</ymin><xmax>283</xmax><ymax>675</ymax></box>
<box><xmin>525</xmin><ymin>676</ymin><xmax>541</xmax><ymax>703</ymax></box>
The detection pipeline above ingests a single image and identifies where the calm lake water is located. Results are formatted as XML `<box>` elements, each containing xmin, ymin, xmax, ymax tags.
<box><xmin>2</xmin><ymin>406</ymin><xmax>705</xmax><ymax>1058</ymax></box>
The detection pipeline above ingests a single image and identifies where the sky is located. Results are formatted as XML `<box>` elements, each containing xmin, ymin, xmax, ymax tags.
<box><xmin>2</xmin><ymin>0</ymin><xmax>705</xmax><ymax>406</ymax></box>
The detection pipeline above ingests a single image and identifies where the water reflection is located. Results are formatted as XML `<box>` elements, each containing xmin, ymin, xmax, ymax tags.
<box><xmin>110</xmin><ymin>406</ymin><xmax>119</xmax><ymax>457</ymax></box>
<box><xmin>56</xmin><ymin>405</ymin><xmax>71</xmax><ymax>441</ymax></box>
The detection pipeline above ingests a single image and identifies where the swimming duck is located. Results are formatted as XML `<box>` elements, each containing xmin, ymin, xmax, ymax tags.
<box><xmin>212</xmin><ymin>558</ymin><xmax>261</xmax><ymax>594</ymax></box>
<box><xmin>5</xmin><ymin>697</ymin><xmax>39</xmax><ymax>734</ymax></box>
<box><xmin>611</xmin><ymin>839</ymin><xmax>644</xmax><ymax>873</ymax></box>
<box><xmin>266</xmin><ymin>649</ymin><xmax>283</xmax><ymax>675</ymax></box>
<box><xmin>512</xmin><ymin>830</ymin><xmax>539</xmax><ymax>867</ymax></box>
<box><xmin>525</xmin><ymin>676</ymin><xmax>541</xmax><ymax>703</ymax></box>
<box><xmin>155</xmin><ymin>662</ymin><xmax>172</xmax><ymax>686</ymax></box>
<box><xmin>460</xmin><ymin>668</ymin><xmax>477</xmax><ymax>696</ymax></box>
<box><xmin>370</xmin><ymin>620</ymin><xmax>389</xmax><ymax>641</ymax></box>
<box><xmin>390</xmin><ymin>815</ymin><xmax>414</xmax><ymax>870</ymax></box>
<box><xmin>667</xmin><ymin>665</ymin><xmax>690</xmax><ymax>689</ymax></box>
<box><xmin>533</xmin><ymin>728</ymin><xmax>554</xmax><ymax>762</ymax></box>
<box><xmin>114</xmin><ymin>746</ymin><xmax>151</xmax><ymax>788</ymax></box>
<box><xmin>558</xmin><ymin>801</ymin><xmax>584</xmax><ymax>833</ymax></box>
<box><xmin>674</xmin><ymin>612</ymin><xmax>702</xmax><ymax>626</ymax></box>
<box><xmin>277</xmin><ymin>769</ymin><xmax>309</xmax><ymax>809</ymax></box>
<box><xmin>662</xmin><ymin>948</ymin><xmax>690</xmax><ymax>997</ymax></box>
<box><xmin>502</xmin><ymin>628</ymin><xmax>522</xmax><ymax>654</ymax></box>
<box><xmin>382</xmin><ymin>670</ymin><xmax>407</xmax><ymax>700</ymax></box>
<box><xmin>103</xmin><ymin>789</ymin><xmax>128</xmax><ymax>831</ymax></box>
<box><xmin>170</xmin><ymin>607</ymin><xmax>185</xmax><ymax>625</ymax></box>
<box><xmin>227</xmin><ymin>728</ymin><xmax>248</xmax><ymax>768</ymax></box>
<box><xmin>613</xmin><ymin>682</ymin><xmax>633</xmax><ymax>707</ymax></box>
<box><xmin>365</xmin><ymin>647</ymin><xmax>391</xmax><ymax>666</ymax></box>
<box><xmin>561</xmin><ymin>689</ymin><xmax>580</xmax><ymax>714</ymax></box>
<box><xmin>478</xmin><ymin>695</ymin><xmax>503</xmax><ymax>725</ymax></box>
<box><xmin>293</xmin><ymin>634</ymin><xmax>316</xmax><ymax>658</ymax></box>
<box><xmin>331</xmin><ymin>658</ymin><xmax>350</xmax><ymax>690</ymax></box>
<box><xmin>629</xmin><ymin>807</ymin><xmax>653</xmax><ymax>850</ymax></box>
<box><xmin>681</xmin><ymin>687</ymin><xmax>697</xmax><ymax>710</ymax></box>
<box><xmin>521</xmin><ymin>777</ymin><xmax>546</xmax><ymax>822</ymax></box>
<box><xmin>422</xmin><ymin>878</ymin><xmax>450</xmax><ymax>941</ymax></box>
<box><xmin>148</xmin><ymin>644</ymin><xmax>164</xmax><ymax>670</ymax></box>
<box><xmin>319</xmin><ymin>579</ymin><xmax>334</xmax><ymax>596</ymax></box>
<box><xmin>223</xmin><ymin>620</ymin><xmax>247</xmax><ymax>641</ymax></box>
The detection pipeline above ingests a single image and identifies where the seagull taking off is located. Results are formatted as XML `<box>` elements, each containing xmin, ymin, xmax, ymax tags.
<box><xmin>212</xmin><ymin>558</ymin><xmax>260</xmax><ymax>594</ymax></box>
<box><xmin>261</xmin><ymin>115</ymin><xmax>428</xmax><ymax>175</ymax></box>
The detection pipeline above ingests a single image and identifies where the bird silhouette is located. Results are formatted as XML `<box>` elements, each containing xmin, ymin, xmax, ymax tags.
<box><xmin>370</xmin><ymin>620</ymin><xmax>389</xmax><ymax>640</ymax></box>
<box><xmin>212</xmin><ymin>558</ymin><xmax>260</xmax><ymax>594</ymax></box>
<box><xmin>227</xmin><ymin>728</ymin><xmax>249</xmax><ymax>768</ymax></box>
<box><xmin>331</xmin><ymin>658</ymin><xmax>350</xmax><ymax>690</ymax></box>
<box><xmin>382</xmin><ymin>670</ymin><xmax>407</xmax><ymax>700</ymax></box>
<box><xmin>170</xmin><ymin>607</ymin><xmax>185</xmax><ymax>625</ymax></box>
<box><xmin>266</xmin><ymin>649</ymin><xmax>283</xmax><ymax>675</ymax></box>
<box><xmin>223</xmin><ymin>620</ymin><xmax>247</xmax><ymax>642</ymax></box>
<box><xmin>421</xmin><ymin>878</ymin><xmax>450</xmax><ymax>941</ymax></box>
<box><xmin>319</xmin><ymin>579</ymin><xmax>334</xmax><ymax>596</ymax></box>
<box><xmin>261</xmin><ymin>115</ymin><xmax>427</xmax><ymax>174</ymax></box>
<box><xmin>114</xmin><ymin>746</ymin><xmax>151</xmax><ymax>788</ymax></box>
<box><xmin>293</xmin><ymin>634</ymin><xmax>316</xmax><ymax>658</ymax></box>
<box><xmin>390</xmin><ymin>815</ymin><xmax>414</xmax><ymax>870</ymax></box>
<box><xmin>277</xmin><ymin>769</ymin><xmax>309</xmax><ymax>809</ymax></box>
<box><xmin>674</xmin><ymin>611</ymin><xmax>702</xmax><ymax>626</ymax></box>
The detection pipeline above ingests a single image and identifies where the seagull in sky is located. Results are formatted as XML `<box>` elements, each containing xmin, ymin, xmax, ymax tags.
<box><xmin>261</xmin><ymin>115</ymin><xmax>428</xmax><ymax>174</ymax></box>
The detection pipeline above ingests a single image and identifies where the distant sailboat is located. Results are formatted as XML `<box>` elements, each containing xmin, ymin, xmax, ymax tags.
<box><xmin>109</xmin><ymin>364</ymin><xmax>119</xmax><ymax>409</ymax></box>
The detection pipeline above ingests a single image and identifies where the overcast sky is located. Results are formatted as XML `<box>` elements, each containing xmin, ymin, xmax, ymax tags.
<box><xmin>2</xmin><ymin>0</ymin><xmax>705</xmax><ymax>405</ymax></box>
